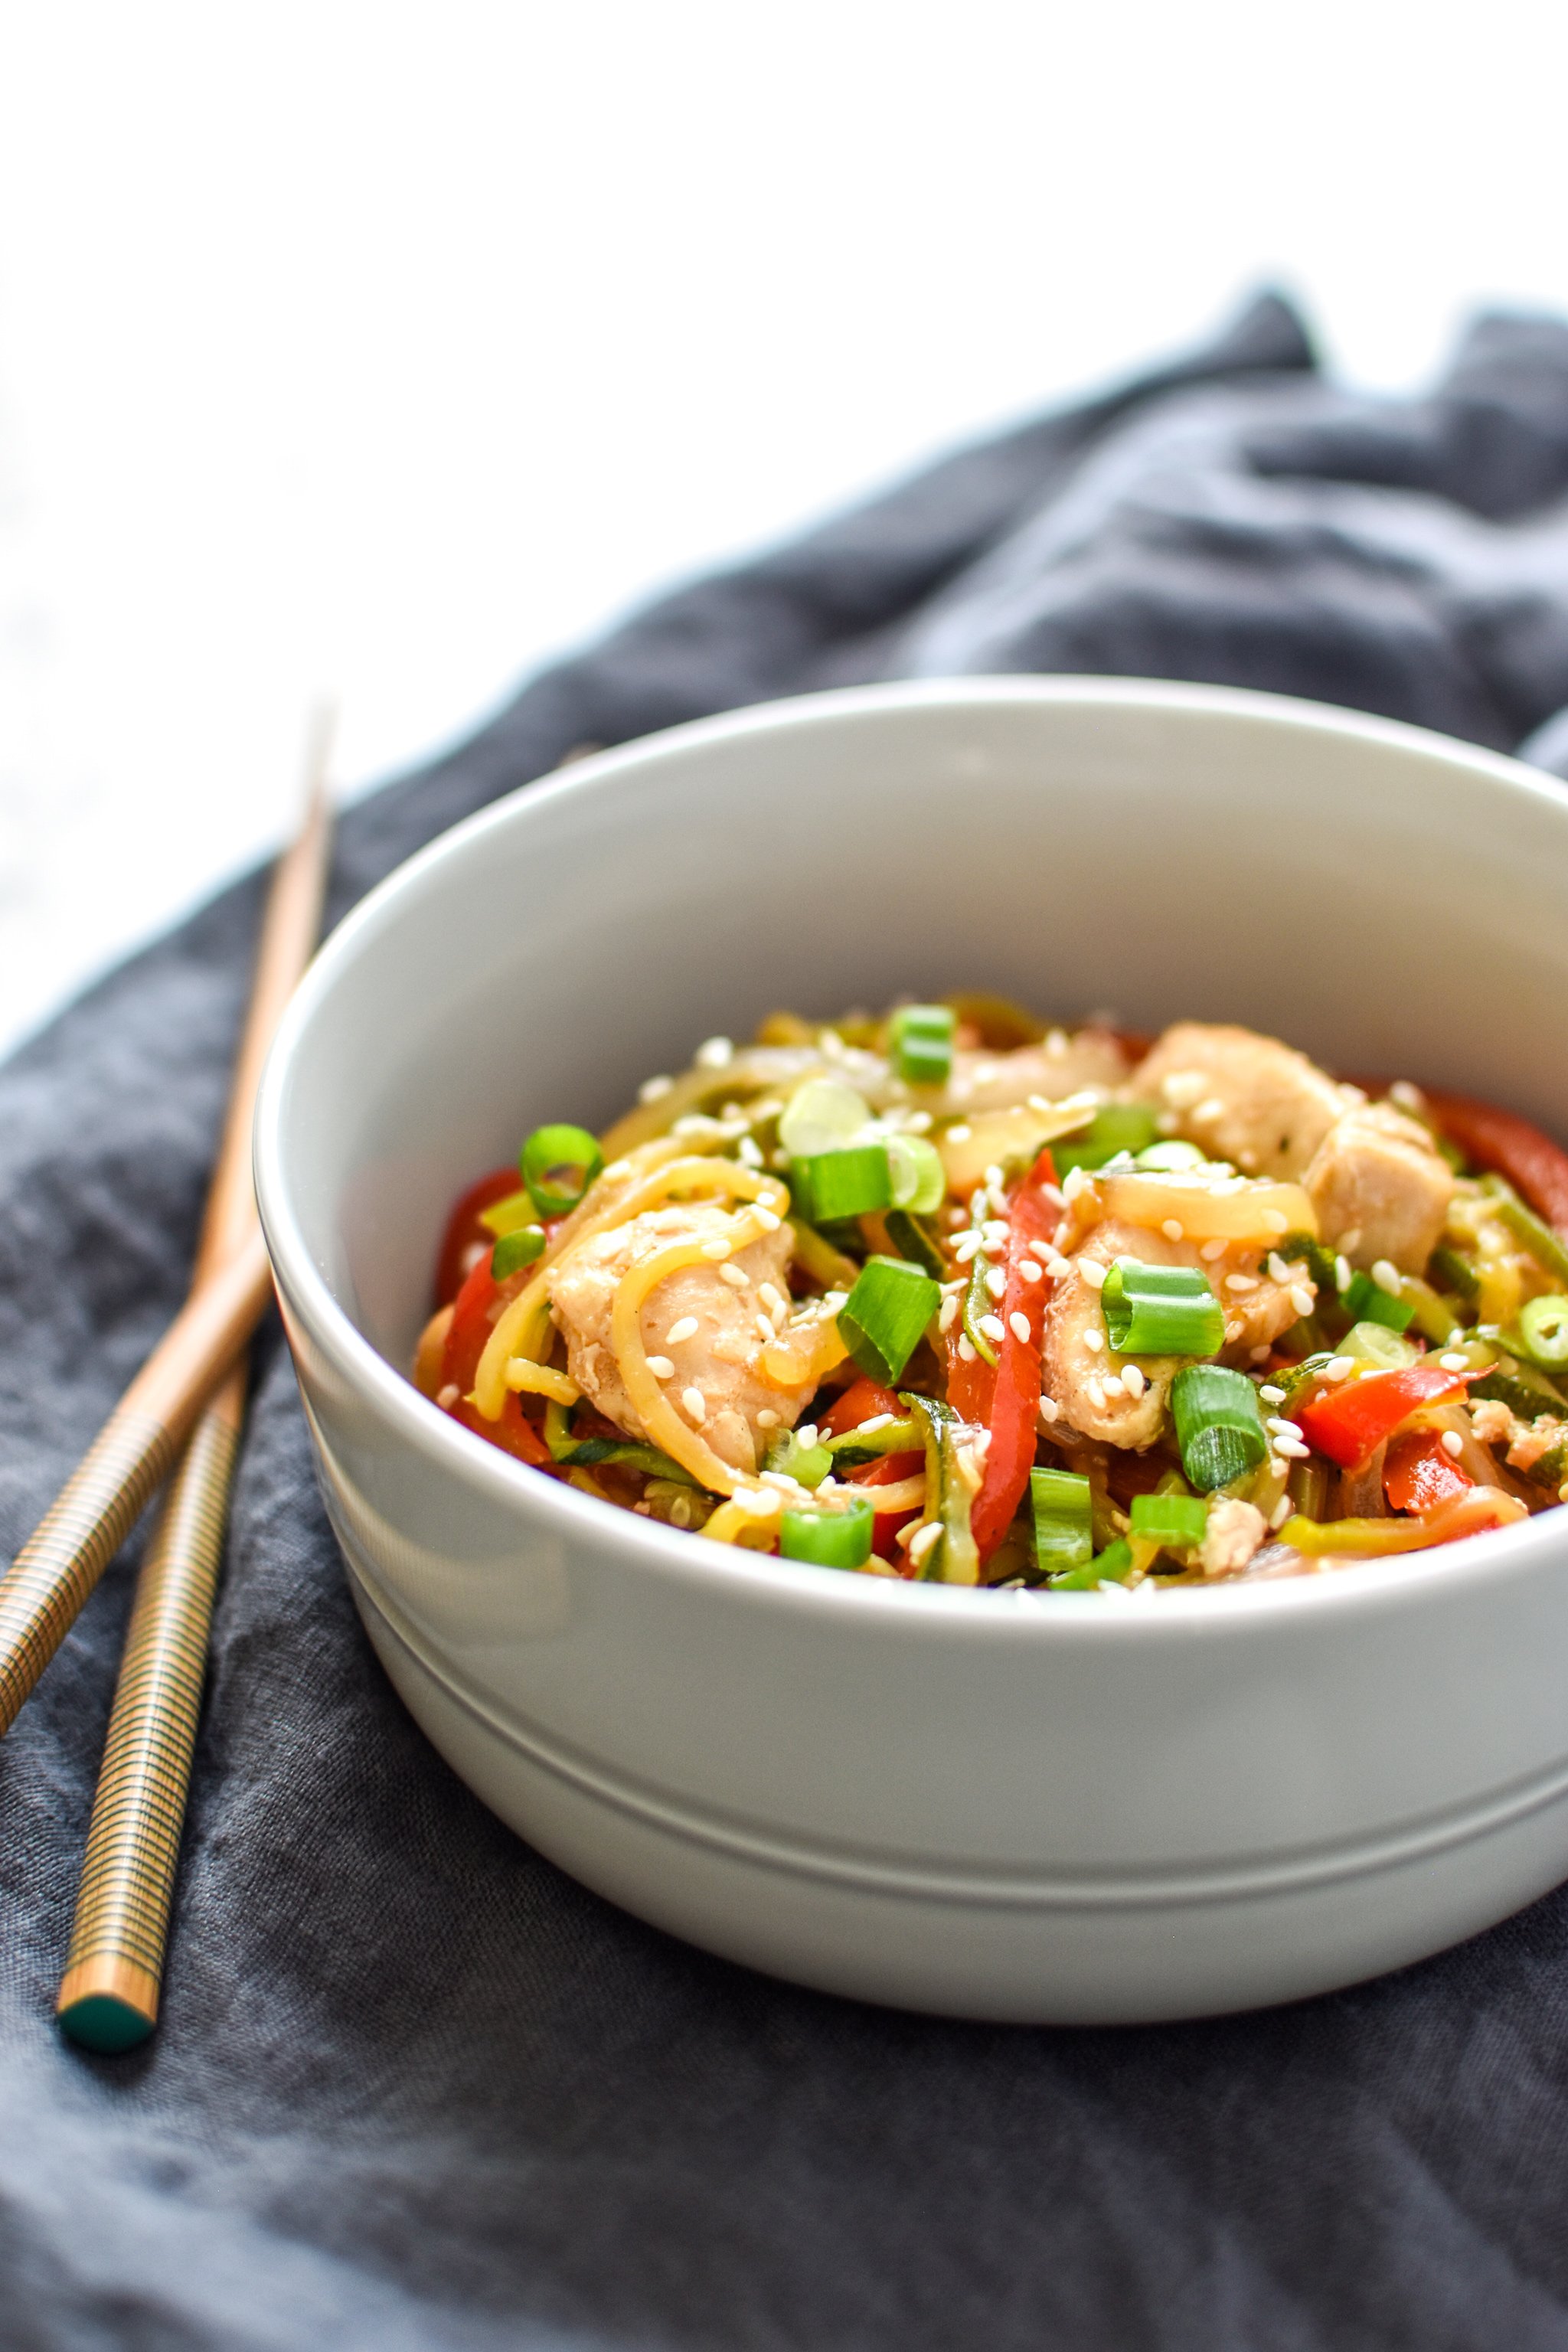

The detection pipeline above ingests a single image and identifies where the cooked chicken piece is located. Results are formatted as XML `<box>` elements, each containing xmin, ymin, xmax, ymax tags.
<box><xmin>941</xmin><ymin>1028</ymin><xmax>1130</xmax><ymax>1113</ymax></box>
<box><xmin>1040</xmin><ymin>1220</ymin><xmax>1306</xmax><ymax>1448</ymax></box>
<box><xmin>1304</xmin><ymin>1101</ymin><xmax>1453</xmax><ymax>1272</ymax></box>
<box><xmin>1132</xmin><ymin>1022</ymin><xmax>1351</xmax><ymax>1178</ymax></box>
<box><xmin>548</xmin><ymin>1203</ymin><xmax>812</xmax><ymax>1473</ymax></box>
<box><xmin>1200</xmin><ymin>1498</ymin><xmax>1268</xmax><ymax>1579</ymax></box>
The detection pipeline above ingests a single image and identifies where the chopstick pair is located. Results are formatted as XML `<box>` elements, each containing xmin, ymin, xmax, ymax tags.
<box><xmin>0</xmin><ymin>716</ymin><xmax>335</xmax><ymax>2053</ymax></box>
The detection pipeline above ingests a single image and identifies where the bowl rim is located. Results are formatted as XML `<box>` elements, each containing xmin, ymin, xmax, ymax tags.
<box><xmin>253</xmin><ymin>672</ymin><xmax>1568</xmax><ymax>1641</ymax></box>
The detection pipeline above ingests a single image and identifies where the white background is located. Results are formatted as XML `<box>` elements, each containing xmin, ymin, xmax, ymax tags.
<box><xmin>5</xmin><ymin>0</ymin><xmax>1568</xmax><ymax>1054</ymax></box>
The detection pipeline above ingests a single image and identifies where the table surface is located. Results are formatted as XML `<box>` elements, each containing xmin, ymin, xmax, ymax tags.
<box><xmin>4</xmin><ymin>0</ymin><xmax>1567</xmax><ymax>1059</ymax></box>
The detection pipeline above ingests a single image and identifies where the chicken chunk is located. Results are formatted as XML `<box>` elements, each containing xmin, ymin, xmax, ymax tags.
<box><xmin>1040</xmin><ymin>1217</ymin><xmax>1307</xmax><ymax>1447</ymax></box>
<box><xmin>1304</xmin><ymin>1101</ymin><xmax>1453</xmax><ymax>1272</ymax></box>
<box><xmin>1200</xmin><ymin>1497</ymin><xmax>1268</xmax><ymax>1579</ymax></box>
<box><xmin>548</xmin><ymin>1203</ymin><xmax>812</xmax><ymax>1473</ymax></box>
<box><xmin>1132</xmin><ymin>1023</ymin><xmax>1350</xmax><ymax>1178</ymax></box>
<box><xmin>942</xmin><ymin>1028</ymin><xmax>1130</xmax><ymax>1113</ymax></box>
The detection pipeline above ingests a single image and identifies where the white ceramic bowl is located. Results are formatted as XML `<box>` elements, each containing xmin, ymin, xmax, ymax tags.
<box><xmin>254</xmin><ymin>678</ymin><xmax>1568</xmax><ymax>2024</ymax></box>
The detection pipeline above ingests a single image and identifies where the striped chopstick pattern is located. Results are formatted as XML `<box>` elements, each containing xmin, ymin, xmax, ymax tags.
<box><xmin>0</xmin><ymin>1413</ymin><xmax>176</xmax><ymax>1740</ymax></box>
<box><xmin>57</xmin><ymin>1383</ymin><xmax>241</xmax><ymax>2043</ymax></box>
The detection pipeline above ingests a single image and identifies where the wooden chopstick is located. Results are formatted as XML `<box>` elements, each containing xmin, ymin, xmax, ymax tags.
<box><xmin>50</xmin><ymin>712</ymin><xmax>335</xmax><ymax>2052</ymax></box>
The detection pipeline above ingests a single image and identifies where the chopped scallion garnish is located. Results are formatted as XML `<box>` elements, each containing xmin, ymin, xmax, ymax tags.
<box><xmin>778</xmin><ymin>1077</ymin><xmax>873</xmax><ymax>1160</ymax></box>
<box><xmin>762</xmin><ymin>1428</ymin><xmax>834</xmax><ymax>1489</ymax></box>
<box><xmin>1053</xmin><ymin>1102</ymin><xmax>1160</xmax><ymax>1178</ymax></box>
<box><xmin>885</xmin><ymin>1132</ymin><xmax>946</xmax><ymax>1214</ymax></box>
<box><xmin>1517</xmin><ymin>1293</ymin><xmax>1568</xmax><ymax>1371</ymax></box>
<box><xmin>838</xmin><ymin>1255</ymin><xmax>941</xmax><ymax>1383</ymax></box>
<box><xmin>520</xmin><ymin>1122</ymin><xmax>604</xmax><ymax>1218</ymax></box>
<box><xmin>491</xmin><ymin>1224</ymin><xmax>546</xmax><ymax>1279</ymax></box>
<box><xmin>795</xmin><ymin>1144</ymin><xmax>893</xmax><ymax>1224</ymax></box>
<box><xmin>1339</xmin><ymin>1271</ymin><xmax>1416</xmax><ymax>1334</ymax></box>
<box><xmin>1170</xmin><ymin>1365</ymin><xmax>1269</xmax><ymax>1491</ymax></box>
<box><xmin>1031</xmin><ymin>1467</ymin><xmax>1093</xmax><ymax>1583</ymax></box>
<box><xmin>1100</xmin><ymin>1259</ymin><xmax>1224</xmax><ymax>1358</ymax></box>
<box><xmin>890</xmin><ymin>1004</ymin><xmax>956</xmax><ymax>1087</ymax></box>
<box><xmin>779</xmin><ymin>1494</ymin><xmax>874</xmax><ymax>1570</ymax></box>
<box><xmin>884</xmin><ymin>1207</ymin><xmax>946</xmax><ymax>1281</ymax></box>
<box><xmin>1128</xmin><ymin>1490</ymin><xmax>1208</xmax><ymax>1550</ymax></box>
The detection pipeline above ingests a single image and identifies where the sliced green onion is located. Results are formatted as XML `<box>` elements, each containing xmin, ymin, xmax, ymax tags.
<box><xmin>901</xmin><ymin>1393</ymin><xmax>981</xmax><ymax>1584</ymax></box>
<box><xmin>1134</xmin><ymin>1139</ymin><xmax>1209</xmax><ymax>1172</ymax></box>
<box><xmin>885</xmin><ymin>1132</ymin><xmax>946</xmax><ymax>1214</ymax></box>
<box><xmin>1100</xmin><ymin>1260</ymin><xmax>1224</xmax><ymax>1358</ymax></box>
<box><xmin>1171</xmin><ymin>1364</ymin><xmax>1269</xmax><ymax>1492</ymax></box>
<box><xmin>1031</xmin><ymin>1467</ymin><xmax>1093</xmax><ymax>1582</ymax></box>
<box><xmin>795</xmin><ymin>1144</ymin><xmax>892</xmax><ymax>1224</ymax></box>
<box><xmin>520</xmin><ymin>1122</ymin><xmax>603</xmax><ymax>1218</ymax></box>
<box><xmin>1517</xmin><ymin>1292</ymin><xmax>1568</xmax><ymax>1371</ymax></box>
<box><xmin>1128</xmin><ymin>1490</ymin><xmax>1208</xmax><ymax>1550</ymax></box>
<box><xmin>779</xmin><ymin>1493</ymin><xmax>874</xmax><ymax>1570</ymax></box>
<box><xmin>1047</xmin><ymin>1536</ymin><xmax>1135</xmax><ymax>1590</ymax></box>
<box><xmin>762</xmin><ymin>1428</ymin><xmax>833</xmax><ymax>1489</ymax></box>
<box><xmin>1340</xmin><ymin>1271</ymin><xmax>1416</xmax><ymax>1334</ymax></box>
<box><xmin>890</xmin><ymin>1004</ymin><xmax>956</xmax><ymax>1087</ymax></box>
<box><xmin>1339</xmin><ymin>1319</ymin><xmax>1419</xmax><ymax>1369</ymax></box>
<box><xmin>1054</xmin><ymin>1102</ymin><xmax>1160</xmax><ymax>1178</ymax></box>
<box><xmin>1481</xmin><ymin>1174</ymin><xmax>1568</xmax><ymax>1290</ymax></box>
<box><xmin>491</xmin><ymin>1225</ymin><xmax>546</xmax><ymax>1279</ymax></box>
<box><xmin>479</xmin><ymin>1186</ymin><xmax>544</xmax><ymax>1238</ymax></box>
<box><xmin>884</xmin><ymin>1207</ymin><xmax>946</xmax><ymax>1280</ymax></box>
<box><xmin>838</xmin><ymin>1254</ymin><xmax>940</xmax><ymax>1383</ymax></box>
<box><xmin>778</xmin><ymin>1077</ymin><xmax>872</xmax><ymax>1160</ymax></box>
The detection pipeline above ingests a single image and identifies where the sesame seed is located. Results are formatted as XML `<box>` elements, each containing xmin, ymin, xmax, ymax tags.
<box><xmin>1390</xmin><ymin>1080</ymin><xmax>1423</xmax><ymax>1110</ymax></box>
<box><xmin>1122</xmin><ymin>1364</ymin><xmax>1147</xmax><ymax>1399</ymax></box>
<box><xmin>754</xmin><ymin>1206</ymin><xmax>782</xmax><ymax>1231</ymax></box>
<box><xmin>957</xmin><ymin>1335</ymin><xmax>977</xmax><ymax>1363</ymax></box>
<box><xmin>906</xmin><ymin>1110</ymin><xmax>933</xmax><ymax>1134</ymax></box>
<box><xmin>973</xmin><ymin>1064</ymin><xmax>1000</xmax><ymax>1087</ymax></box>
<box><xmin>1259</xmin><ymin>1384</ymin><xmax>1286</xmax><ymax>1404</ymax></box>
<box><xmin>758</xmin><ymin>1282</ymin><xmax>787</xmax><ymax>1318</ymax></box>
<box><xmin>1267</xmin><ymin>1253</ymin><xmax>1289</xmax><ymax>1283</ymax></box>
<box><xmin>646</xmin><ymin>1355</ymin><xmax>675</xmax><ymax>1380</ymax></box>
<box><xmin>1020</xmin><ymin>1259</ymin><xmax>1043</xmax><ymax>1282</ymax></box>
<box><xmin>638</xmin><ymin>1074</ymin><xmax>674</xmax><ymax>1102</ymax></box>
<box><xmin>822</xmin><ymin>1290</ymin><xmax>848</xmax><ymax>1312</ymax></box>
<box><xmin>938</xmin><ymin>1296</ymin><xmax>959</xmax><ymax>1333</ymax></box>
<box><xmin>858</xmin><ymin>1414</ymin><xmax>895</xmax><ymax>1434</ymax></box>
<box><xmin>1371</xmin><ymin>1259</ymin><xmax>1402</xmax><ymax>1296</ymax></box>
<box><xmin>1225</xmin><ymin>1272</ymin><xmax>1258</xmax><ymax>1293</ymax></box>
<box><xmin>1438</xmin><ymin>1351</ymin><xmax>1469</xmax><ymax>1371</ymax></box>
<box><xmin>1161</xmin><ymin>1218</ymin><xmax>1184</xmax><ymax>1242</ymax></box>
<box><xmin>1047</xmin><ymin>1028</ymin><xmax>1069</xmax><ymax>1054</ymax></box>
<box><xmin>1289</xmin><ymin>1284</ymin><xmax>1315</xmax><ymax>1318</ymax></box>
<box><xmin>1086</xmin><ymin>1377</ymin><xmax>1106</xmax><ymax>1408</ymax></box>
<box><xmin>1195</xmin><ymin>1096</ymin><xmax>1226</xmax><ymax>1124</ymax></box>
<box><xmin>756</xmin><ymin>1408</ymin><xmax>779</xmax><ymax>1429</ymax></box>
<box><xmin>1083</xmin><ymin>1328</ymin><xmax>1105</xmax><ymax>1354</ymax></box>
<box><xmin>695</xmin><ymin>1037</ymin><xmax>733</xmax><ymax>1068</ymax></box>
<box><xmin>978</xmin><ymin>1313</ymin><xmax>1007</xmax><ymax>1344</ymax></box>
<box><xmin>1267</xmin><ymin>1416</ymin><xmax>1305</xmax><ymax>1439</ymax></box>
<box><xmin>737</xmin><ymin>1136</ymin><xmax>764</xmax><ymax>1169</ymax></box>
<box><xmin>665</xmin><ymin>1316</ymin><xmax>699</xmax><ymax>1344</ymax></box>
<box><xmin>1261</xmin><ymin>1209</ymin><xmax>1289</xmax><ymax>1235</ymax></box>
<box><xmin>797</xmin><ymin>1424</ymin><xmax>819</xmax><ymax>1448</ymax></box>
<box><xmin>909</xmin><ymin>1522</ymin><xmax>942</xmax><ymax>1566</ymax></box>
<box><xmin>1155</xmin><ymin>1110</ymin><xmax>1180</xmax><ymax>1136</ymax></box>
<box><xmin>436</xmin><ymin>1383</ymin><xmax>459</xmax><ymax>1410</ymax></box>
<box><xmin>755</xmin><ymin>1315</ymin><xmax>777</xmax><ymax>1344</ymax></box>
<box><xmin>946</xmin><ymin>1123</ymin><xmax>972</xmax><ymax>1143</ymax></box>
<box><xmin>1334</xmin><ymin>1255</ymin><xmax>1352</xmax><ymax>1292</ymax></box>
<box><xmin>952</xmin><ymin>1232</ymin><xmax>982</xmax><ymax>1263</ymax></box>
<box><xmin>681</xmin><ymin>1387</ymin><xmax>707</xmax><ymax>1423</ymax></box>
<box><xmin>1039</xmin><ymin>1395</ymin><xmax>1060</xmax><ymax>1423</ymax></box>
<box><xmin>1197</xmin><ymin>1240</ymin><xmax>1223</xmax><ymax>1263</ymax></box>
<box><xmin>1062</xmin><ymin>1167</ymin><xmax>1089</xmax><ymax>1201</ymax></box>
<box><xmin>1274</xmin><ymin>1436</ymin><xmax>1311</xmax><ymax>1459</ymax></box>
<box><xmin>1269</xmin><ymin>1495</ymin><xmax>1292</xmax><ymax>1530</ymax></box>
<box><xmin>701</xmin><ymin>1237</ymin><xmax>733</xmax><ymax>1262</ymax></box>
<box><xmin>1250</xmin><ymin>1344</ymin><xmax>1271</xmax><ymax>1363</ymax></box>
<box><xmin>1440</xmin><ymin>1430</ymin><xmax>1465</xmax><ymax>1459</ymax></box>
<box><xmin>985</xmin><ymin>1266</ymin><xmax>1008</xmax><ymax>1301</ymax></box>
<box><xmin>1009</xmin><ymin>1312</ymin><xmax>1031</xmax><ymax>1344</ymax></box>
<box><xmin>1340</xmin><ymin>1226</ymin><xmax>1362</xmax><ymax>1255</ymax></box>
<box><xmin>1027</xmin><ymin>1094</ymin><xmax>1051</xmax><ymax>1113</ymax></box>
<box><xmin>1325</xmin><ymin>1356</ymin><xmax>1354</xmax><ymax>1380</ymax></box>
<box><xmin>733</xmin><ymin>1485</ymin><xmax>782</xmax><ymax>1517</ymax></box>
<box><xmin>1044</xmin><ymin>1253</ymin><xmax>1072</xmax><ymax>1280</ymax></box>
<box><xmin>1101</xmin><ymin>1374</ymin><xmax>1125</xmax><ymax>1398</ymax></box>
<box><xmin>718</xmin><ymin>1261</ymin><xmax>750</xmax><ymax>1288</ymax></box>
<box><xmin>982</xmin><ymin>1219</ymin><xmax>1010</xmax><ymax>1246</ymax></box>
<box><xmin>984</xmin><ymin>1164</ymin><xmax>1004</xmax><ymax>1189</ymax></box>
<box><xmin>1080</xmin><ymin>1260</ymin><xmax>1108</xmax><ymax>1290</ymax></box>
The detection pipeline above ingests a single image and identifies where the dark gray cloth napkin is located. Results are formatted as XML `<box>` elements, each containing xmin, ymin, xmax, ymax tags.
<box><xmin>8</xmin><ymin>291</ymin><xmax>1568</xmax><ymax>2352</ymax></box>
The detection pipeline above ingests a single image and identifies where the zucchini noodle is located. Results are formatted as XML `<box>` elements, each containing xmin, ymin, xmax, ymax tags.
<box><xmin>502</xmin><ymin>1361</ymin><xmax>580</xmax><ymax>1406</ymax></box>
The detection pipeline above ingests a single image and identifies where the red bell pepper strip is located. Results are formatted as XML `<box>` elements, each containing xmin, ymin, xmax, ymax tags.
<box><xmin>433</xmin><ymin>1165</ymin><xmax>521</xmax><ymax>1307</ymax></box>
<box><xmin>1295</xmin><ymin>1362</ymin><xmax>1472</xmax><ymax>1472</ymax></box>
<box><xmin>818</xmin><ymin>1375</ymin><xmax>904</xmax><ymax>1440</ymax></box>
<box><xmin>843</xmin><ymin>1447</ymin><xmax>926</xmax><ymax>1567</ymax></box>
<box><xmin>1383</xmin><ymin>1427</ymin><xmax>1473</xmax><ymax>1514</ymax></box>
<box><xmin>1423</xmin><ymin>1091</ymin><xmax>1568</xmax><ymax>1233</ymax></box>
<box><xmin>970</xmin><ymin>1147</ymin><xmax>1063</xmax><ymax>1565</ymax></box>
<box><xmin>438</xmin><ymin>1250</ymin><xmax>551</xmax><ymax>1466</ymax></box>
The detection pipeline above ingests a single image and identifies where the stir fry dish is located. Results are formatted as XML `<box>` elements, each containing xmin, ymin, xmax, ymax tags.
<box><xmin>410</xmin><ymin>998</ymin><xmax>1568</xmax><ymax>1589</ymax></box>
